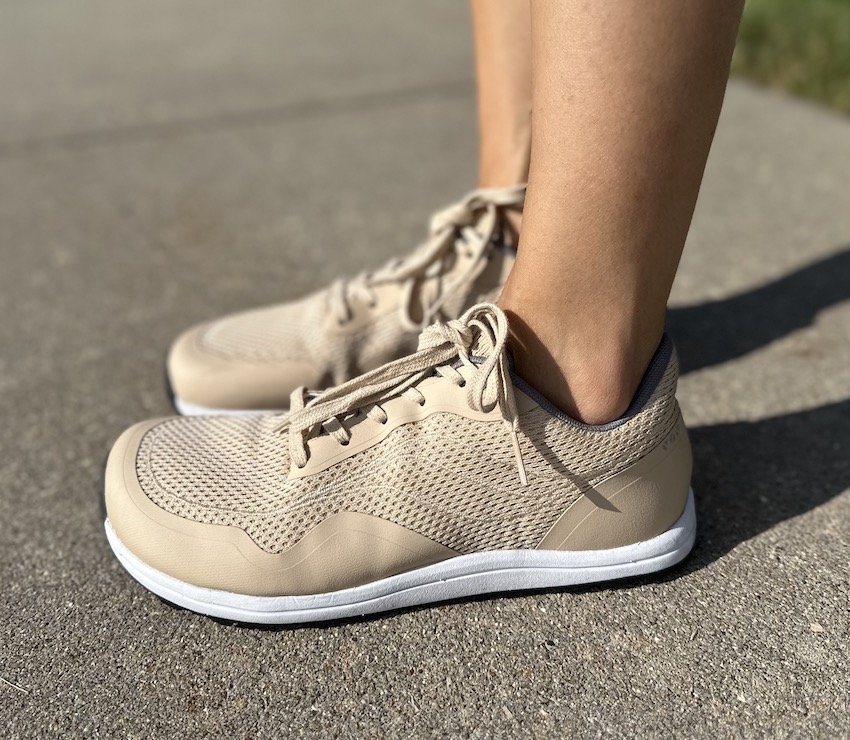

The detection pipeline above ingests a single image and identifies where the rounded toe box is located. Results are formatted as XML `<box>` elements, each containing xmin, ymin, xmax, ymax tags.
<box><xmin>166</xmin><ymin>322</ymin><xmax>321</xmax><ymax>413</ymax></box>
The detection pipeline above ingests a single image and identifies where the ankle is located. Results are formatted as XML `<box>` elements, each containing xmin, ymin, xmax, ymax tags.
<box><xmin>538</xmin><ymin>358</ymin><xmax>642</xmax><ymax>426</ymax></box>
<box><xmin>500</xmin><ymin>305</ymin><xmax>660</xmax><ymax>425</ymax></box>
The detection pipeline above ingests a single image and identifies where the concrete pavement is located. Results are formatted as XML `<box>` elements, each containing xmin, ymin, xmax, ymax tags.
<box><xmin>1</xmin><ymin>2</ymin><xmax>848</xmax><ymax>736</ymax></box>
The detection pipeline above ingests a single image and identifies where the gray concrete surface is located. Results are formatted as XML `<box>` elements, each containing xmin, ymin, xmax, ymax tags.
<box><xmin>1</xmin><ymin>2</ymin><xmax>848</xmax><ymax>737</ymax></box>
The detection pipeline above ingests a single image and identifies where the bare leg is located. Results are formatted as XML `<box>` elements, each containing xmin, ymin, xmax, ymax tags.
<box><xmin>471</xmin><ymin>0</ymin><xmax>532</xmax><ymax>189</ymax></box>
<box><xmin>500</xmin><ymin>0</ymin><xmax>743</xmax><ymax>424</ymax></box>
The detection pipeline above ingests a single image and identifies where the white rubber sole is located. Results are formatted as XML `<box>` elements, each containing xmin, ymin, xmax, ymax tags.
<box><xmin>105</xmin><ymin>489</ymin><xmax>696</xmax><ymax>625</ymax></box>
<box><xmin>173</xmin><ymin>396</ymin><xmax>280</xmax><ymax>417</ymax></box>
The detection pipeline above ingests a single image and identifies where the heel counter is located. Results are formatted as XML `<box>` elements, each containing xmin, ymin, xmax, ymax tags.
<box><xmin>538</xmin><ymin>411</ymin><xmax>693</xmax><ymax>551</ymax></box>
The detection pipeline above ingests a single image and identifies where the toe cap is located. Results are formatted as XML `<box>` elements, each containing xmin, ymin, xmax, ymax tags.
<box><xmin>103</xmin><ymin>419</ymin><xmax>455</xmax><ymax>597</ymax></box>
<box><xmin>166</xmin><ymin>322</ymin><xmax>321</xmax><ymax>412</ymax></box>
<box><xmin>104</xmin><ymin>418</ymin><xmax>282</xmax><ymax>594</ymax></box>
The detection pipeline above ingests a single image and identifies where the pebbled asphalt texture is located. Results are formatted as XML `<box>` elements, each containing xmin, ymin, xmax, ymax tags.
<box><xmin>1</xmin><ymin>2</ymin><xmax>848</xmax><ymax>737</ymax></box>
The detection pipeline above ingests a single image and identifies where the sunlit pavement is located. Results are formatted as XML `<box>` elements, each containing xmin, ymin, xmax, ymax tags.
<box><xmin>1</xmin><ymin>3</ymin><xmax>848</xmax><ymax>736</ymax></box>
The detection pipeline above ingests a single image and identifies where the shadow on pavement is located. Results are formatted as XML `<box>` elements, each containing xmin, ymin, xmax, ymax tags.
<box><xmin>669</xmin><ymin>245</ymin><xmax>850</xmax><ymax>374</ymax></box>
<box><xmin>684</xmin><ymin>399</ymin><xmax>850</xmax><ymax>572</ymax></box>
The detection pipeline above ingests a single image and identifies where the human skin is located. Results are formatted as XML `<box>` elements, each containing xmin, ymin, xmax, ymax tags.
<box><xmin>498</xmin><ymin>0</ymin><xmax>744</xmax><ymax>424</ymax></box>
<box><xmin>470</xmin><ymin>0</ymin><xmax>533</xmax><ymax>189</ymax></box>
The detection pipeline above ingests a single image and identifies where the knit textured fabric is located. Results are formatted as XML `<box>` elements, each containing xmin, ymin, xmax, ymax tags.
<box><xmin>135</xmin><ymin>354</ymin><xmax>680</xmax><ymax>555</ymax></box>
<box><xmin>199</xmin><ymin>283</ymin><xmax>502</xmax><ymax>381</ymax></box>
<box><xmin>195</xmin><ymin>186</ymin><xmax>523</xmax><ymax>384</ymax></box>
<box><xmin>199</xmin><ymin>291</ymin><xmax>326</xmax><ymax>362</ymax></box>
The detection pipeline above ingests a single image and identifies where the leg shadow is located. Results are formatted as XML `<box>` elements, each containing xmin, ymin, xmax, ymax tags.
<box><xmin>685</xmin><ymin>399</ymin><xmax>850</xmax><ymax>571</ymax></box>
<box><xmin>669</xmin><ymin>246</ymin><xmax>850</xmax><ymax>374</ymax></box>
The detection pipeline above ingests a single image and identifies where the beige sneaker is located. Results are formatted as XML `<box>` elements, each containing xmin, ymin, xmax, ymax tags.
<box><xmin>106</xmin><ymin>304</ymin><xmax>695</xmax><ymax>625</ymax></box>
<box><xmin>166</xmin><ymin>186</ymin><xmax>525</xmax><ymax>415</ymax></box>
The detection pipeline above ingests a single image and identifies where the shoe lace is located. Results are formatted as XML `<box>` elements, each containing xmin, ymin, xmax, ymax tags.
<box><xmin>327</xmin><ymin>185</ymin><xmax>525</xmax><ymax>331</ymax></box>
<box><xmin>275</xmin><ymin>302</ymin><xmax>528</xmax><ymax>485</ymax></box>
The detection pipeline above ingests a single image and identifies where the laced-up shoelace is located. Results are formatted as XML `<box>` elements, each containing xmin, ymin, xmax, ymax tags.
<box><xmin>327</xmin><ymin>185</ymin><xmax>525</xmax><ymax>331</ymax></box>
<box><xmin>275</xmin><ymin>303</ymin><xmax>528</xmax><ymax>484</ymax></box>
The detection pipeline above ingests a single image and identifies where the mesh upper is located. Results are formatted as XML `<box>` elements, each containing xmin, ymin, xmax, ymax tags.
<box><xmin>198</xmin><ymin>291</ymin><xmax>415</xmax><ymax>384</ymax></box>
<box><xmin>199</xmin><ymin>293</ymin><xmax>322</xmax><ymax>362</ymax></box>
<box><xmin>196</xmin><ymin>247</ymin><xmax>511</xmax><ymax>385</ymax></box>
<box><xmin>135</xmin><ymin>355</ymin><xmax>680</xmax><ymax>554</ymax></box>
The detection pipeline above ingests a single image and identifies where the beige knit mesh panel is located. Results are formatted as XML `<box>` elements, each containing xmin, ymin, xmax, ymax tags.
<box><xmin>136</xmin><ymin>354</ymin><xmax>679</xmax><ymax>554</ymax></box>
<box><xmin>196</xmin><ymin>248</ymin><xmax>512</xmax><ymax>367</ymax></box>
<box><xmin>319</xmin><ymin>312</ymin><xmax>414</xmax><ymax>385</ymax></box>
<box><xmin>199</xmin><ymin>290</ymin><xmax>412</xmax><ymax>382</ymax></box>
<box><xmin>199</xmin><ymin>291</ymin><xmax>326</xmax><ymax>362</ymax></box>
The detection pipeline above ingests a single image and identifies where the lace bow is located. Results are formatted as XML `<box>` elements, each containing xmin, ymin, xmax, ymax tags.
<box><xmin>276</xmin><ymin>303</ymin><xmax>528</xmax><ymax>485</ymax></box>
<box><xmin>328</xmin><ymin>185</ymin><xmax>525</xmax><ymax>330</ymax></box>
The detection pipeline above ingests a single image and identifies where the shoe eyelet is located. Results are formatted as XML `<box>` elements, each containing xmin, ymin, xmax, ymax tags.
<box><xmin>418</xmin><ymin>399</ymin><xmax>426</xmax><ymax>407</ymax></box>
<box><xmin>339</xmin><ymin>439</ymin><xmax>350</xmax><ymax>447</ymax></box>
<box><xmin>458</xmin><ymin>379</ymin><xmax>466</xmax><ymax>388</ymax></box>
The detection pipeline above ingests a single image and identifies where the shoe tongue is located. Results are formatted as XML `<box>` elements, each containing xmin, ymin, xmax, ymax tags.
<box><xmin>468</xmin><ymin>328</ymin><xmax>495</xmax><ymax>361</ymax></box>
<box><xmin>490</xmin><ymin>216</ymin><xmax>519</xmax><ymax>253</ymax></box>
<box><xmin>404</xmin><ymin>209</ymin><xmax>501</xmax><ymax>325</ymax></box>
<box><xmin>405</xmin><ymin>275</ymin><xmax>440</xmax><ymax>326</ymax></box>
<box><xmin>449</xmin><ymin>316</ymin><xmax>500</xmax><ymax>367</ymax></box>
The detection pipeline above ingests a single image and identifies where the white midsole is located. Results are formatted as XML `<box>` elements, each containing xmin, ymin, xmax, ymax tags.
<box><xmin>173</xmin><ymin>396</ymin><xmax>281</xmax><ymax>417</ymax></box>
<box><xmin>105</xmin><ymin>489</ymin><xmax>696</xmax><ymax>625</ymax></box>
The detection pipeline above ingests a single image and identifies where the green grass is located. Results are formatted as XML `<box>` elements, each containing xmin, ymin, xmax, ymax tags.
<box><xmin>733</xmin><ymin>0</ymin><xmax>850</xmax><ymax>111</ymax></box>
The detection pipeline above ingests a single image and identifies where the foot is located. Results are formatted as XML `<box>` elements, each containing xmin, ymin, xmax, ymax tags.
<box><xmin>166</xmin><ymin>186</ymin><xmax>525</xmax><ymax>415</ymax></box>
<box><xmin>106</xmin><ymin>304</ymin><xmax>694</xmax><ymax>625</ymax></box>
